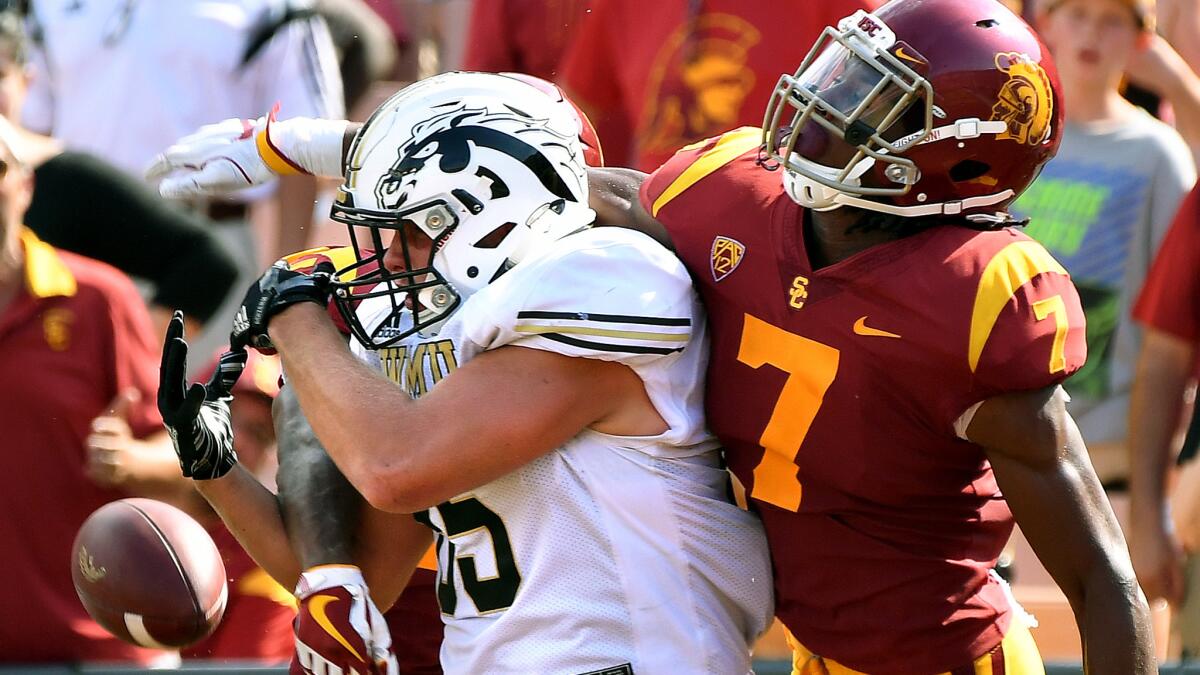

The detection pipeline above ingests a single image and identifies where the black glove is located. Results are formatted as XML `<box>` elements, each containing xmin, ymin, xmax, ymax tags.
<box><xmin>232</xmin><ymin>260</ymin><xmax>335</xmax><ymax>352</ymax></box>
<box><xmin>158</xmin><ymin>311</ymin><xmax>246</xmax><ymax>480</ymax></box>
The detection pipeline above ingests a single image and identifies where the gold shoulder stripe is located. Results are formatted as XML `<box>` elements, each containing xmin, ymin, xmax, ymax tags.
<box><xmin>651</xmin><ymin>126</ymin><xmax>762</xmax><ymax>217</ymax></box>
<box><xmin>968</xmin><ymin>240</ymin><xmax>1068</xmax><ymax>372</ymax></box>
<box><xmin>20</xmin><ymin>228</ymin><xmax>76</xmax><ymax>298</ymax></box>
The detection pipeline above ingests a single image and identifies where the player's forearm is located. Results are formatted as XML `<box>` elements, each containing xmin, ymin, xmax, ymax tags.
<box><xmin>1078</xmin><ymin>571</ymin><xmax>1156</xmax><ymax>674</ymax></box>
<box><xmin>274</xmin><ymin>384</ymin><xmax>360</xmax><ymax>567</ymax></box>
<box><xmin>270</xmin><ymin>304</ymin><xmax>428</xmax><ymax>512</ymax></box>
<box><xmin>195</xmin><ymin>464</ymin><xmax>302</xmax><ymax>587</ymax></box>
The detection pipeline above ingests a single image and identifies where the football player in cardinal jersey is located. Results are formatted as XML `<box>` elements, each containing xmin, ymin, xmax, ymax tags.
<box><xmin>149</xmin><ymin>5</ymin><xmax>1153</xmax><ymax>669</ymax></box>
<box><xmin>600</xmin><ymin>1</ymin><xmax>1151</xmax><ymax>673</ymax></box>
<box><xmin>157</xmin><ymin>72</ymin><xmax>773</xmax><ymax>674</ymax></box>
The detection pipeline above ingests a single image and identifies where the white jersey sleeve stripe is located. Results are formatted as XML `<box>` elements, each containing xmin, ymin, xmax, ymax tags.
<box><xmin>516</xmin><ymin>310</ymin><xmax>691</xmax><ymax>327</ymax></box>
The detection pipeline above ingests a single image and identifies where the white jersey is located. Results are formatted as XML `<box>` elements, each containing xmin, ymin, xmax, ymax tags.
<box><xmin>351</xmin><ymin>227</ymin><xmax>773</xmax><ymax>674</ymax></box>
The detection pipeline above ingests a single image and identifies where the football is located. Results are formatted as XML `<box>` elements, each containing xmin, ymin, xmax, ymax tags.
<box><xmin>70</xmin><ymin>498</ymin><xmax>228</xmax><ymax>649</ymax></box>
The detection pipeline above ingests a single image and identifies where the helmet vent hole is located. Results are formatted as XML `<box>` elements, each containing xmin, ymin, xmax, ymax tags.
<box><xmin>474</xmin><ymin>222</ymin><xmax>518</xmax><ymax>249</ymax></box>
<box><xmin>950</xmin><ymin>160</ymin><xmax>991</xmax><ymax>183</ymax></box>
<box><xmin>467</xmin><ymin>266</ymin><xmax>479</xmax><ymax>278</ymax></box>
<box><xmin>976</xmin><ymin>19</ymin><xmax>999</xmax><ymax>29</ymax></box>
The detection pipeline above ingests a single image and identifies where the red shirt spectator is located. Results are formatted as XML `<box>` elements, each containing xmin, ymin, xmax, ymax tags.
<box><xmin>463</xmin><ymin>0</ymin><xmax>590</xmax><ymax>80</ymax></box>
<box><xmin>0</xmin><ymin>230</ymin><xmax>165</xmax><ymax>664</ymax></box>
<box><xmin>558</xmin><ymin>0</ymin><xmax>879</xmax><ymax>169</ymax></box>
<box><xmin>1134</xmin><ymin>184</ymin><xmax>1200</xmax><ymax>341</ymax></box>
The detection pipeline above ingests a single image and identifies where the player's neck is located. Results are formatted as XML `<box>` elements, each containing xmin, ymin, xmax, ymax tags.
<box><xmin>804</xmin><ymin>208</ymin><xmax>903</xmax><ymax>269</ymax></box>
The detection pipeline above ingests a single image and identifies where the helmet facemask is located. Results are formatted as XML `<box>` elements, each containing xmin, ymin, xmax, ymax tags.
<box><xmin>763</xmin><ymin>10</ymin><xmax>934</xmax><ymax>211</ymax></box>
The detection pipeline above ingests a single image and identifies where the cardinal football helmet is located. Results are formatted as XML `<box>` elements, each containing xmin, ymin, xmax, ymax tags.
<box><xmin>329</xmin><ymin>72</ymin><xmax>601</xmax><ymax>347</ymax></box>
<box><xmin>763</xmin><ymin>0</ymin><xmax>1062</xmax><ymax>223</ymax></box>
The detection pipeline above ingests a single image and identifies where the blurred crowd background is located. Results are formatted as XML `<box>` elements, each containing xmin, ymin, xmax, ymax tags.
<box><xmin>4</xmin><ymin>0</ymin><xmax>1200</xmax><ymax>668</ymax></box>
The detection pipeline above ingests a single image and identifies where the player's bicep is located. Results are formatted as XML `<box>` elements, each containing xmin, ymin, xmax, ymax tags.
<box><xmin>968</xmin><ymin>387</ymin><xmax>1134</xmax><ymax>601</ymax></box>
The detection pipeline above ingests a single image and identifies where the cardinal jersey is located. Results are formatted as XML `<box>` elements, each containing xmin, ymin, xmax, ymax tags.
<box><xmin>641</xmin><ymin>129</ymin><xmax>1086</xmax><ymax>675</ymax></box>
<box><xmin>350</xmin><ymin>227</ymin><xmax>774</xmax><ymax>674</ymax></box>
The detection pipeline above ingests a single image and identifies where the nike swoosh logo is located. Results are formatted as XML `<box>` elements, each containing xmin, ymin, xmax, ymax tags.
<box><xmin>853</xmin><ymin>316</ymin><xmax>901</xmax><ymax>339</ymax></box>
<box><xmin>894</xmin><ymin>46</ymin><xmax>922</xmax><ymax>64</ymax></box>
<box><xmin>309</xmin><ymin>594</ymin><xmax>366</xmax><ymax>663</ymax></box>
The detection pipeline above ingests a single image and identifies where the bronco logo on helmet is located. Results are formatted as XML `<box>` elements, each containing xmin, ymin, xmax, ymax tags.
<box><xmin>991</xmin><ymin>52</ymin><xmax>1055</xmax><ymax>146</ymax></box>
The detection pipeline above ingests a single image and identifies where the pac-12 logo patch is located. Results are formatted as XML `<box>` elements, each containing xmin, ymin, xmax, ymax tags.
<box><xmin>990</xmin><ymin>52</ymin><xmax>1055</xmax><ymax>146</ymax></box>
<box><xmin>711</xmin><ymin>236</ymin><xmax>745</xmax><ymax>282</ymax></box>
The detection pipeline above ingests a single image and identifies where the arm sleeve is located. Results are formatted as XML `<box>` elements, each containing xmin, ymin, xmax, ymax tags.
<box><xmin>557</xmin><ymin>3</ymin><xmax>631</xmax><ymax>167</ymax></box>
<box><xmin>248</xmin><ymin>9</ymin><xmax>346</xmax><ymax>120</ymax></box>
<box><xmin>462</xmin><ymin>0</ymin><xmax>516</xmax><ymax>72</ymax></box>
<box><xmin>25</xmin><ymin>152</ymin><xmax>239</xmax><ymax>322</ymax></box>
<box><xmin>461</xmin><ymin>231</ymin><xmax>696</xmax><ymax>369</ymax></box>
<box><xmin>1134</xmin><ymin>185</ymin><xmax>1200</xmax><ymax>342</ymax></box>
<box><xmin>970</xmin><ymin>262</ymin><xmax>1087</xmax><ymax>397</ymax></box>
<box><xmin>102</xmin><ymin>270</ymin><xmax>165</xmax><ymax>438</ymax></box>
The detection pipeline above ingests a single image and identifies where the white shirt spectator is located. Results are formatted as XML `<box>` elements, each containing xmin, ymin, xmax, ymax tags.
<box><xmin>22</xmin><ymin>0</ymin><xmax>344</xmax><ymax>178</ymax></box>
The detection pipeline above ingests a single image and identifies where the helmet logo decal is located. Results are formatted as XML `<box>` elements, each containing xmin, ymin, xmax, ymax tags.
<box><xmin>990</xmin><ymin>52</ymin><xmax>1055</xmax><ymax>146</ymax></box>
<box><xmin>377</xmin><ymin>105</ymin><xmax>581</xmax><ymax>210</ymax></box>
<box><xmin>711</xmin><ymin>236</ymin><xmax>746</xmax><ymax>282</ymax></box>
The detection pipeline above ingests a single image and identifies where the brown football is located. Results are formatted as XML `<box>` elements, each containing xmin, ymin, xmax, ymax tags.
<box><xmin>70</xmin><ymin>498</ymin><xmax>227</xmax><ymax>649</ymax></box>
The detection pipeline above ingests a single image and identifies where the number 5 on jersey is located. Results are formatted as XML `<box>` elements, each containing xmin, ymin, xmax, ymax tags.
<box><xmin>738</xmin><ymin>314</ymin><xmax>840</xmax><ymax>512</ymax></box>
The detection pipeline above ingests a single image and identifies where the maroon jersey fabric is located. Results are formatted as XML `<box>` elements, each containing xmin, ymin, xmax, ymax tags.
<box><xmin>0</xmin><ymin>231</ymin><xmax>164</xmax><ymax>663</ymax></box>
<box><xmin>641</xmin><ymin>131</ymin><xmax>1086</xmax><ymax>674</ymax></box>
<box><xmin>386</xmin><ymin>568</ymin><xmax>443</xmax><ymax>674</ymax></box>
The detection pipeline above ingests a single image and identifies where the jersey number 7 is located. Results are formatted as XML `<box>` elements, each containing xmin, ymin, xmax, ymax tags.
<box><xmin>737</xmin><ymin>314</ymin><xmax>840</xmax><ymax>512</ymax></box>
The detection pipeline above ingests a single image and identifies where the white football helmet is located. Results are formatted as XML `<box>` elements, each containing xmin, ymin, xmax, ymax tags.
<box><xmin>329</xmin><ymin>72</ymin><xmax>598</xmax><ymax>347</ymax></box>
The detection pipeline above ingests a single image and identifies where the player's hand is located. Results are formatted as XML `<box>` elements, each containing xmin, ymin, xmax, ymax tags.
<box><xmin>158</xmin><ymin>311</ymin><xmax>246</xmax><ymax>480</ymax></box>
<box><xmin>292</xmin><ymin>565</ymin><xmax>398</xmax><ymax>675</ymax></box>
<box><xmin>146</xmin><ymin>108</ymin><xmax>349</xmax><ymax>199</ymax></box>
<box><xmin>146</xmin><ymin>116</ymin><xmax>276</xmax><ymax>200</ymax></box>
<box><xmin>232</xmin><ymin>259</ymin><xmax>335</xmax><ymax>352</ymax></box>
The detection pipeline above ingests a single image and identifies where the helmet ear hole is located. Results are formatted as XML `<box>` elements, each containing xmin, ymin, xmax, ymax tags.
<box><xmin>949</xmin><ymin>160</ymin><xmax>991</xmax><ymax>183</ymax></box>
<box><xmin>474</xmin><ymin>221</ymin><xmax>519</xmax><ymax>249</ymax></box>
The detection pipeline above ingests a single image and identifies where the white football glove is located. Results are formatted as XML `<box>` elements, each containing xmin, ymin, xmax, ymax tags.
<box><xmin>146</xmin><ymin>108</ymin><xmax>349</xmax><ymax>200</ymax></box>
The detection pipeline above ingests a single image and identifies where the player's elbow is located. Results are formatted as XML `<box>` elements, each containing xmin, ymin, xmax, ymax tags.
<box><xmin>357</xmin><ymin>459</ymin><xmax>442</xmax><ymax>514</ymax></box>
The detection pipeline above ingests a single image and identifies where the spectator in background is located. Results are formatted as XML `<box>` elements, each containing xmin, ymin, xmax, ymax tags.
<box><xmin>315</xmin><ymin>0</ymin><xmax>398</xmax><ymax>114</ymax></box>
<box><xmin>22</xmin><ymin>0</ymin><xmax>344</xmax><ymax>360</ymax></box>
<box><xmin>1008</xmin><ymin>0</ymin><xmax>1196</xmax><ymax>486</ymax></box>
<box><xmin>1128</xmin><ymin>183</ymin><xmax>1200</xmax><ymax>645</ymax></box>
<box><xmin>557</xmin><ymin>0</ymin><xmax>879</xmax><ymax>170</ymax></box>
<box><xmin>462</xmin><ymin>0</ymin><xmax>589</xmax><ymax>81</ymax></box>
<box><xmin>0</xmin><ymin>126</ymin><xmax>177</xmax><ymax>664</ymax></box>
<box><xmin>0</xmin><ymin>12</ymin><xmax>237</xmax><ymax>331</ymax></box>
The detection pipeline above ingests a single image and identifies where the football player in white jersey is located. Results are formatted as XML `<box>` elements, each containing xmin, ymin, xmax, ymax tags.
<box><xmin>157</xmin><ymin>72</ymin><xmax>773</xmax><ymax>673</ymax></box>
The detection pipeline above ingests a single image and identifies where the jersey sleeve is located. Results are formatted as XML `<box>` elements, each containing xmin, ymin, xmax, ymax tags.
<box><xmin>1134</xmin><ymin>185</ymin><xmax>1200</xmax><ymax>342</ymax></box>
<box><xmin>460</xmin><ymin>230</ymin><xmax>698</xmax><ymax>369</ymax></box>
<box><xmin>638</xmin><ymin>126</ymin><xmax>762</xmax><ymax>222</ymax></box>
<box><xmin>967</xmin><ymin>239</ymin><xmax>1087</xmax><ymax>397</ymax></box>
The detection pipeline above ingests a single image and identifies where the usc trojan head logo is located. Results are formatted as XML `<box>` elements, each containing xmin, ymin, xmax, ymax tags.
<box><xmin>990</xmin><ymin>52</ymin><xmax>1055</xmax><ymax>146</ymax></box>
<box><xmin>642</xmin><ymin>14</ymin><xmax>761</xmax><ymax>156</ymax></box>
